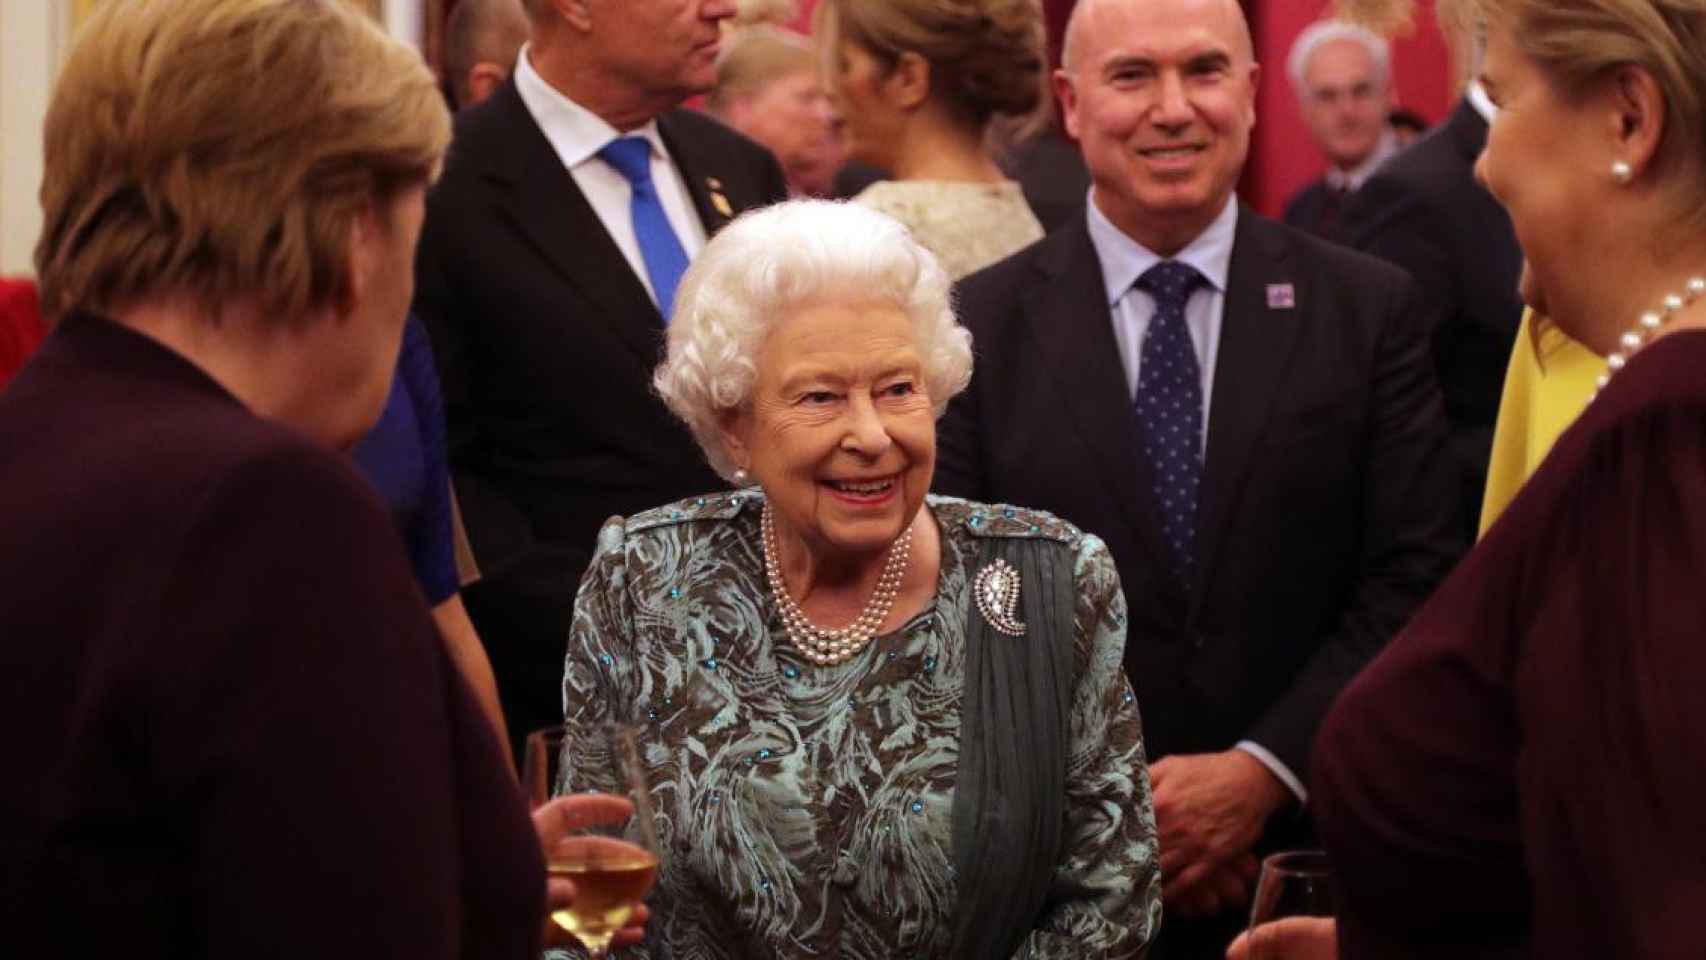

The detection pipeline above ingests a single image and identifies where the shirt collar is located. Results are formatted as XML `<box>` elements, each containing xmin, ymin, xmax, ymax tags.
<box><xmin>1324</xmin><ymin>129</ymin><xmax>1400</xmax><ymax>191</ymax></box>
<box><xmin>1466</xmin><ymin>81</ymin><xmax>1498</xmax><ymax>124</ymax></box>
<box><xmin>513</xmin><ymin>43</ymin><xmax>668</xmax><ymax>170</ymax></box>
<box><xmin>1086</xmin><ymin>193</ymin><xmax>1239</xmax><ymax>307</ymax></box>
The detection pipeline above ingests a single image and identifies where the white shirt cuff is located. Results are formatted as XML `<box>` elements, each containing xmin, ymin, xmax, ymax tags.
<box><xmin>1235</xmin><ymin>740</ymin><xmax>1308</xmax><ymax>806</ymax></box>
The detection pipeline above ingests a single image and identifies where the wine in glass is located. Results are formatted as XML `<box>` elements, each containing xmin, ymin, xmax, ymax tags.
<box><xmin>1244</xmin><ymin>850</ymin><xmax>1337</xmax><ymax>960</ymax></box>
<box><xmin>524</xmin><ymin>723</ymin><xmax>660</xmax><ymax>958</ymax></box>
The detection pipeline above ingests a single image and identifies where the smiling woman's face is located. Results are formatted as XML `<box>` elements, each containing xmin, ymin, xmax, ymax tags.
<box><xmin>720</xmin><ymin>299</ymin><xmax>936</xmax><ymax>561</ymax></box>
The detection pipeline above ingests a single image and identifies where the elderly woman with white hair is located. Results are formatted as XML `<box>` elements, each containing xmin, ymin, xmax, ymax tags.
<box><xmin>557</xmin><ymin>200</ymin><xmax>1159</xmax><ymax>959</ymax></box>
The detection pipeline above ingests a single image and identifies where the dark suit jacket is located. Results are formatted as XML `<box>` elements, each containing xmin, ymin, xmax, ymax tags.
<box><xmin>413</xmin><ymin>79</ymin><xmax>788</xmax><ymax>749</ymax></box>
<box><xmin>935</xmin><ymin>207</ymin><xmax>1460</xmax><ymax>780</ymax></box>
<box><xmin>1338</xmin><ymin>99</ymin><xmax>1524</xmax><ymax>544</ymax></box>
<box><xmin>1281</xmin><ymin>178</ymin><xmax>1345</xmax><ymax>242</ymax></box>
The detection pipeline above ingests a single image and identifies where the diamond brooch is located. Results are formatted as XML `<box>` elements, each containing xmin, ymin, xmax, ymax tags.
<box><xmin>973</xmin><ymin>559</ymin><xmax>1026</xmax><ymax>637</ymax></box>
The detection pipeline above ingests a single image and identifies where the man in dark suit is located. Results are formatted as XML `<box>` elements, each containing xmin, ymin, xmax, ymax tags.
<box><xmin>934</xmin><ymin>0</ymin><xmax>1459</xmax><ymax>953</ymax></box>
<box><xmin>413</xmin><ymin>0</ymin><xmax>788</xmax><ymax>756</ymax></box>
<box><xmin>1338</xmin><ymin>85</ymin><xmax>1524</xmax><ymax>545</ymax></box>
<box><xmin>1280</xmin><ymin>20</ymin><xmax>1400</xmax><ymax>241</ymax></box>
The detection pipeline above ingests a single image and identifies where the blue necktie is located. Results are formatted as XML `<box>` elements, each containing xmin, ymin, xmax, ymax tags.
<box><xmin>1132</xmin><ymin>260</ymin><xmax>1206</xmax><ymax>581</ymax></box>
<box><xmin>597</xmin><ymin>136</ymin><xmax>690</xmax><ymax>321</ymax></box>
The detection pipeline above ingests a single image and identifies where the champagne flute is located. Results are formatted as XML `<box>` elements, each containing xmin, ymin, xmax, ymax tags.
<box><xmin>524</xmin><ymin>723</ymin><xmax>660</xmax><ymax>958</ymax></box>
<box><xmin>1244</xmin><ymin>850</ymin><xmax>1337</xmax><ymax>960</ymax></box>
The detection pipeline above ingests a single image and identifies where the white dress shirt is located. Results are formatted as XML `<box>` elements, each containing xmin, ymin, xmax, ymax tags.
<box><xmin>513</xmin><ymin>46</ymin><xmax>707</xmax><ymax>308</ymax></box>
<box><xmin>1084</xmin><ymin>193</ymin><xmax>1308</xmax><ymax>805</ymax></box>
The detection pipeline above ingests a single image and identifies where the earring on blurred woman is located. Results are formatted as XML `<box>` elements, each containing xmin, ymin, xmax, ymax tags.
<box><xmin>1611</xmin><ymin>160</ymin><xmax>1633</xmax><ymax>184</ymax></box>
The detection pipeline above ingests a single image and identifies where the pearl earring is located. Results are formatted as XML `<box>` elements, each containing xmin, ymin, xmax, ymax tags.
<box><xmin>732</xmin><ymin>467</ymin><xmax>750</xmax><ymax>486</ymax></box>
<box><xmin>1611</xmin><ymin>160</ymin><xmax>1633</xmax><ymax>184</ymax></box>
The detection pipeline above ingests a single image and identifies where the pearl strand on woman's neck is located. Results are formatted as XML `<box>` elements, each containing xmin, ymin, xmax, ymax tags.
<box><xmin>1593</xmin><ymin>275</ymin><xmax>1706</xmax><ymax>398</ymax></box>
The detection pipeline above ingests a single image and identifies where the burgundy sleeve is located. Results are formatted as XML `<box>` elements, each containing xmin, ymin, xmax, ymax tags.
<box><xmin>146</xmin><ymin>446</ymin><xmax>538</xmax><ymax>959</ymax></box>
<box><xmin>1514</xmin><ymin>398</ymin><xmax>1706</xmax><ymax>958</ymax></box>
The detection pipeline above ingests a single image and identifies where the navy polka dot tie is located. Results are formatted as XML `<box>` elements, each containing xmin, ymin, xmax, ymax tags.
<box><xmin>1133</xmin><ymin>260</ymin><xmax>1205</xmax><ymax>581</ymax></box>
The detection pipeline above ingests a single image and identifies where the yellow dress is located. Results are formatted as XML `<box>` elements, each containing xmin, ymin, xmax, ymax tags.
<box><xmin>1477</xmin><ymin>310</ymin><xmax>1607</xmax><ymax>533</ymax></box>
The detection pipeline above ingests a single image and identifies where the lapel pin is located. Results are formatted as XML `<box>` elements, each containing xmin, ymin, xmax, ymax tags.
<box><xmin>973</xmin><ymin>559</ymin><xmax>1027</xmax><ymax>637</ymax></box>
<box><xmin>710</xmin><ymin>190</ymin><xmax>733</xmax><ymax>218</ymax></box>
<box><xmin>1266</xmin><ymin>283</ymin><xmax>1296</xmax><ymax>309</ymax></box>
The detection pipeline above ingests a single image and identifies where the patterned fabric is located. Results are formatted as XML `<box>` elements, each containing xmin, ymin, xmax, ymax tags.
<box><xmin>558</xmin><ymin>493</ymin><xmax>1160</xmax><ymax>959</ymax></box>
<box><xmin>598</xmin><ymin>136</ymin><xmax>690</xmax><ymax>318</ymax></box>
<box><xmin>1133</xmin><ymin>260</ymin><xmax>1206</xmax><ymax>579</ymax></box>
<box><xmin>853</xmin><ymin>180</ymin><xmax>1044</xmax><ymax>281</ymax></box>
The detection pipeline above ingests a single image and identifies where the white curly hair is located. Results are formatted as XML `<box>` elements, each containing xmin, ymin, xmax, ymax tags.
<box><xmin>653</xmin><ymin>199</ymin><xmax>974</xmax><ymax>483</ymax></box>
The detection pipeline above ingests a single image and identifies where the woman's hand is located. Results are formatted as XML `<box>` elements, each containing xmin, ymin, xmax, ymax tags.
<box><xmin>533</xmin><ymin>794</ymin><xmax>651</xmax><ymax>950</ymax></box>
<box><xmin>1225</xmin><ymin>917</ymin><xmax>1338</xmax><ymax>960</ymax></box>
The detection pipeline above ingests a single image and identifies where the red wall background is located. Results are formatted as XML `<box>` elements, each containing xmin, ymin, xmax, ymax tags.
<box><xmin>791</xmin><ymin>0</ymin><xmax>1458</xmax><ymax>219</ymax></box>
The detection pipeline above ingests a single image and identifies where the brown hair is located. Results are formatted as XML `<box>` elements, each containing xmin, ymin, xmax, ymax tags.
<box><xmin>35</xmin><ymin>0</ymin><xmax>451</xmax><ymax>324</ymax></box>
<box><xmin>814</xmin><ymin>0</ymin><xmax>1048</xmax><ymax>135</ymax></box>
<box><xmin>1473</xmin><ymin>0</ymin><xmax>1706</xmax><ymax>231</ymax></box>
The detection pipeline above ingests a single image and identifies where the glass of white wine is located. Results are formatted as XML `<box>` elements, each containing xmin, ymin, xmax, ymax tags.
<box><xmin>524</xmin><ymin>723</ymin><xmax>660</xmax><ymax>958</ymax></box>
<box><xmin>1244</xmin><ymin>850</ymin><xmax>1337</xmax><ymax>960</ymax></box>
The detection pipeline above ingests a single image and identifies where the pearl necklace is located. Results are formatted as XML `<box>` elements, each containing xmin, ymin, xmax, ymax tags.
<box><xmin>761</xmin><ymin>503</ymin><xmax>914</xmax><ymax>666</ymax></box>
<box><xmin>1595</xmin><ymin>275</ymin><xmax>1706</xmax><ymax>396</ymax></box>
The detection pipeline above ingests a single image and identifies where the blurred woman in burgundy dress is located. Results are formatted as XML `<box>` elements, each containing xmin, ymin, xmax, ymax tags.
<box><xmin>1236</xmin><ymin>0</ymin><xmax>1706</xmax><ymax>957</ymax></box>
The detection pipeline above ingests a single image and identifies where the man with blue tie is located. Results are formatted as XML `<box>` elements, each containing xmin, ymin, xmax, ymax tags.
<box><xmin>932</xmin><ymin>0</ymin><xmax>1459</xmax><ymax>954</ymax></box>
<box><xmin>413</xmin><ymin>0</ymin><xmax>787</xmax><ymax>759</ymax></box>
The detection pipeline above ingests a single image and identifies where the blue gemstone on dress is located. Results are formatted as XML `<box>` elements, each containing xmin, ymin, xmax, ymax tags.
<box><xmin>695</xmin><ymin>498</ymin><xmax>706</xmax><ymax>507</ymax></box>
<box><xmin>760</xmin><ymin>877</ymin><xmax>771</xmax><ymax>890</ymax></box>
<box><xmin>969</xmin><ymin>514</ymin><xmax>983</xmax><ymax>528</ymax></box>
<box><xmin>923</xmin><ymin>656</ymin><xmax>937</xmax><ymax>673</ymax></box>
<box><xmin>669</xmin><ymin>587</ymin><xmax>682</xmax><ymax>599</ymax></box>
<box><xmin>598</xmin><ymin>653</ymin><xmax>614</xmax><ymax>667</ymax></box>
<box><xmin>671</xmin><ymin>511</ymin><xmax>682</xmax><ymax>520</ymax></box>
<box><xmin>647</xmin><ymin>708</ymin><xmax>658</xmax><ymax>721</ymax></box>
<box><xmin>1003</xmin><ymin>507</ymin><xmax>1017</xmax><ymax>519</ymax></box>
<box><xmin>703</xmin><ymin>657</ymin><xmax>718</xmax><ymax>670</ymax></box>
<box><xmin>758</xmin><ymin>748</ymin><xmax>772</xmax><ymax>760</ymax></box>
<box><xmin>1122</xmin><ymin>691</ymin><xmax>1135</xmax><ymax>704</ymax></box>
<box><xmin>910</xmin><ymin>800</ymin><xmax>924</xmax><ymax>814</ymax></box>
<box><xmin>782</xmin><ymin>664</ymin><xmax>800</xmax><ymax>679</ymax></box>
<box><xmin>887</xmin><ymin>651</ymin><xmax>898</xmax><ymax>661</ymax></box>
<box><xmin>1030</xmin><ymin>524</ymin><xmax>1041</xmax><ymax>533</ymax></box>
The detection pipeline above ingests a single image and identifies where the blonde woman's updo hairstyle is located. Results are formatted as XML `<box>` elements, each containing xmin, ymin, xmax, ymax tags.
<box><xmin>654</xmin><ymin>200</ymin><xmax>973</xmax><ymax>482</ymax></box>
<box><xmin>35</xmin><ymin>0</ymin><xmax>451</xmax><ymax>324</ymax></box>
<box><xmin>814</xmin><ymin>0</ymin><xmax>1048</xmax><ymax>133</ymax></box>
<box><xmin>1471</xmin><ymin>0</ymin><xmax>1706</xmax><ymax>230</ymax></box>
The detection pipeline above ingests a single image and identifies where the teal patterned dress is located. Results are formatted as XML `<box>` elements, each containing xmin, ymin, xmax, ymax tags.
<box><xmin>558</xmin><ymin>493</ymin><xmax>1160</xmax><ymax>959</ymax></box>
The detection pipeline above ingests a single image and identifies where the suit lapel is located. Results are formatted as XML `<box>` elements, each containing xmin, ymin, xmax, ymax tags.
<box><xmin>1028</xmin><ymin>225</ymin><xmax>1177</xmax><ymax>576</ymax></box>
<box><xmin>659</xmin><ymin>111</ymin><xmax>741</xmax><ymax>237</ymax></box>
<box><xmin>1192</xmin><ymin>208</ymin><xmax>1305</xmax><ymax>604</ymax></box>
<box><xmin>480</xmin><ymin>82</ymin><xmax>666</xmax><ymax>366</ymax></box>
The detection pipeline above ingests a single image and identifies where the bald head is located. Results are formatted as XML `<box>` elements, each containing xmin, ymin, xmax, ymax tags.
<box><xmin>446</xmin><ymin>0</ymin><xmax>530</xmax><ymax>109</ymax></box>
<box><xmin>1061</xmin><ymin>0</ymin><xmax>1253</xmax><ymax>74</ymax></box>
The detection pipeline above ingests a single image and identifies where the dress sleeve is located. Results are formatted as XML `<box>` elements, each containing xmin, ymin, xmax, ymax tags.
<box><xmin>562</xmin><ymin>516</ymin><xmax>643</xmax><ymax>729</ymax></box>
<box><xmin>1514</xmin><ymin>395</ymin><xmax>1706</xmax><ymax>958</ymax></box>
<box><xmin>151</xmin><ymin>445</ymin><xmax>538</xmax><ymax>959</ymax></box>
<box><xmin>401</xmin><ymin>315</ymin><xmax>461</xmax><ymax>606</ymax></box>
<box><xmin>1018</xmin><ymin>535</ymin><xmax>1162</xmax><ymax>959</ymax></box>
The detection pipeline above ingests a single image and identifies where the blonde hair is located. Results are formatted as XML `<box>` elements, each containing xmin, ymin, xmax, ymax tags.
<box><xmin>707</xmin><ymin>25</ymin><xmax>818</xmax><ymax>113</ymax></box>
<box><xmin>1471</xmin><ymin>0</ymin><xmax>1706</xmax><ymax>232</ymax></box>
<box><xmin>814</xmin><ymin>0</ymin><xmax>1049</xmax><ymax>138</ymax></box>
<box><xmin>35</xmin><ymin>0</ymin><xmax>451</xmax><ymax>324</ymax></box>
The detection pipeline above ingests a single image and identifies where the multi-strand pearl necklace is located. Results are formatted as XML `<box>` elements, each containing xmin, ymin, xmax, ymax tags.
<box><xmin>761</xmin><ymin>503</ymin><xmax>914</xmax><ymax>666</ymax></box>
<box><xmin>1595</xmin><ymin>275</ymin><xmax>1706</xmax><ymax>397</ymax></box>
